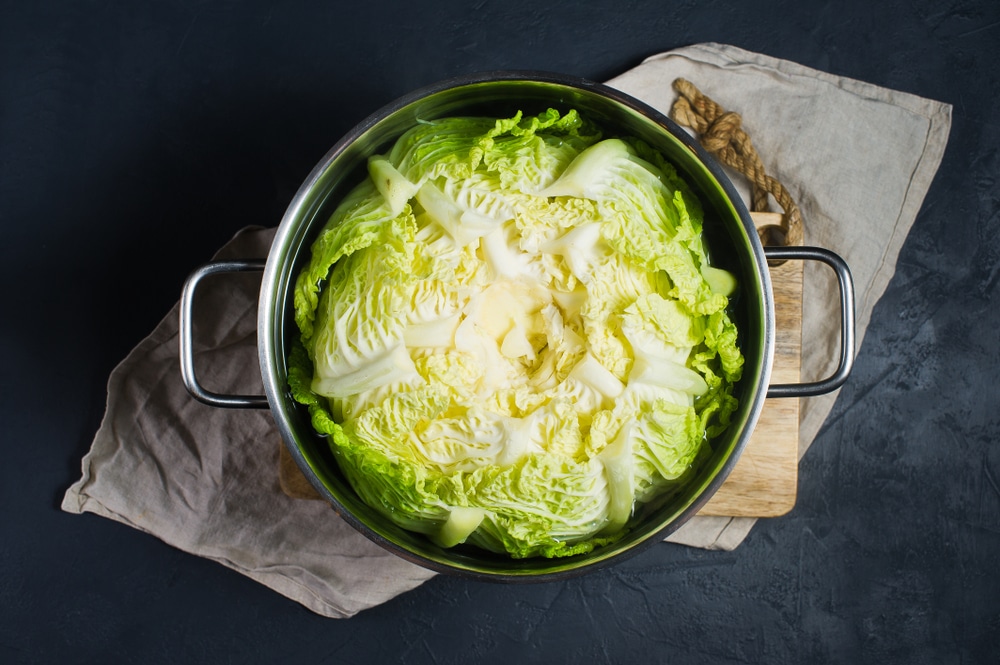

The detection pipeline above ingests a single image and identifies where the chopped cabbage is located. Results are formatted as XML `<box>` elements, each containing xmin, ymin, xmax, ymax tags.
<box><xmin>289</xmin><ymin>109</ymin><xmax>744</xmax><ymax>559</ymax></box>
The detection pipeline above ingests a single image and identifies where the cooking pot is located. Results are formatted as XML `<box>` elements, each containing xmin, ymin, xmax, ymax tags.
<box><xmin>178</xmin><ymin>71</ymin><xmax>855</xmax><ymax>581</ymax></box>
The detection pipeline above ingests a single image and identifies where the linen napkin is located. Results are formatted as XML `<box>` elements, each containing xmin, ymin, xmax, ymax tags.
<box><xmin>63</xmin><ymin>42</ymin><xmax>951</xmax><ymax>618</ymax></box>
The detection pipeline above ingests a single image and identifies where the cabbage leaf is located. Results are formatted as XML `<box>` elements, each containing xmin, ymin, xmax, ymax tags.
<box><xmin>289</xmin><ymin>109</ymin><xmax>743</xmax><ymax>558</ymax></box>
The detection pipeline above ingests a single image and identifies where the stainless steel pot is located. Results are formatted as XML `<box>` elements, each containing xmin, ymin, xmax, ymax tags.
<box><xmin>179</xmin><ymin>71</ymin><xmax>855</xmax><ymax>580</ymax></box>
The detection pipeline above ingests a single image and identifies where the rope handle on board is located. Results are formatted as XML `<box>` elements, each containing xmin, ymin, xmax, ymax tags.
<box><xmin>670</xmin><ymin>78</ymin><xmax>804</xmax><ymax>249</ymax></box>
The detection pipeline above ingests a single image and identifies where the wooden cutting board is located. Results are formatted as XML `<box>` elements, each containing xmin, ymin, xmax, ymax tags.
<box><xmin>278</xmin><ymin>212</ymin><xmax>803</xmax><ymax>518</ymax></box>
<box><xmin>697</xmin><ymin>212</ymin><xmax>802</xmax><ymax>517</ymax></box>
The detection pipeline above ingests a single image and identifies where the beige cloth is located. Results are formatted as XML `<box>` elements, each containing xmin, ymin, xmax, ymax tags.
<box><xmin>63</xmin><ymin>43</ymin><xmax>951</xmax><ymax>618</ymax></box>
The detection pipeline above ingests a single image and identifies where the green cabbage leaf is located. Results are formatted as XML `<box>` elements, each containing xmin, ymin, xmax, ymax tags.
<box><xmin>289</xmin><ymin>109</ymin><xmax>744</xmax><ymax>558</ymax></box>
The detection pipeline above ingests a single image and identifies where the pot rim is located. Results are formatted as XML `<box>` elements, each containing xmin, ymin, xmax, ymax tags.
<box><xmin>257</xmin><ymin>70</ymin><xmax>775</xmax><ymax>581</ymax></box>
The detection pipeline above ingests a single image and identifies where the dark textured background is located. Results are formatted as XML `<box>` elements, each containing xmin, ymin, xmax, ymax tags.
<box><xmin>3</xmin><ymin>0</ymin><xmax>998</xmax><ymax>662</ymax></box>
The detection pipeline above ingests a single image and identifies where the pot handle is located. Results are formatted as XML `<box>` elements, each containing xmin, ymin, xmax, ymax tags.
<box><xmin>763</xmin><ymin>246</ymin><xmax>856</xmax><ymax>398</ymax></box>
<box><xmin>179</xmin><ymin>260</ymin><xmax>270</xmax><ymax>409</ymax></box>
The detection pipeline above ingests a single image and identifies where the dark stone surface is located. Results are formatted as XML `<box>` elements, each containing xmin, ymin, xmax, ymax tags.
<box><xmin>2</xmin><ymin>1</ymin><xmax>997</xmax><ymax>662</ymax></box>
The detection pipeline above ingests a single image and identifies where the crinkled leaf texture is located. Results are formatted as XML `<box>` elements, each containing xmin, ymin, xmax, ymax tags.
<box><xmin>289</xmin><ymin>109</ymin><xmax>744</xmax><ymax>559</ymax></box>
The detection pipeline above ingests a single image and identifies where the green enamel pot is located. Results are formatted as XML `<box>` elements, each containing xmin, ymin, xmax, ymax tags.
<box><xmin>179</xmin><ymin>71</ymin><xmax>855</xmax><ymax>581</ymax></box>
